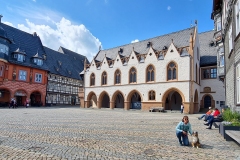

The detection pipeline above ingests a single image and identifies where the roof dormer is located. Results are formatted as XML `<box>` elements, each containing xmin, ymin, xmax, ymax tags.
<box><xmin>12</xmin><ymin>48</ymin><xmax>26</xmax><ymax>62</ymax></box>
<box><xmin>32</xmin><ymin>52</ymin><xmax>43</xmax><ymax>66</ymax></box>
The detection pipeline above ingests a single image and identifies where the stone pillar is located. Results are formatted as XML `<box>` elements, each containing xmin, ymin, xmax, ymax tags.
<box><xmin>97</xmin><ymin>101</ymin><xmax>101</xmax><ymax>109</ymax></box>
<box><xmin>124</xmin><ymin>101</ymin><xmax>130</xmax><ymax>110</ymax></box>
<box><xmin>183</xmin><ymin>102</ymin><xmax>190</xmax><ymax>114</ymax></box>
<box><xmin>84</xmin><ymin>100</ymin><xmax>89</xmax><ymax>108</ymax></box>
<box><xmin>110</xmin><ymin>101</ymin><xmax>114</xmax><ymax>109</ymax></box>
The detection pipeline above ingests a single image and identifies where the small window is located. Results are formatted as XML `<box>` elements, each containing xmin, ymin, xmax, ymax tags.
<box><xmin>115</xmin><ymin>69</ymin><xmax>121</xmax><ymax>84</ymax></box>
<box><xmin>202</xmin><ymin>68</ymin><xmax>217</xmax><ymax>79</ymax></box>
<box><xmin>101</xmin><ymin>71</ymin><xmax>107</xmax><ymax>85</ymax></box>
<box><xmin>17</xmin><ymin>54</ymin><xmax>24</xmax><ymax>62</ymax></box>
<box><xmin>167</xmin><ymin>62</ymin><xmax>177</xmax><ymax>80</ymax></box>
<box><xmin>149</xmin><ymin>90</ymin><xmax>155</xmax><ymax>100</ymax></box>
<box><xmin>90</xmin><ymin>73</ymin><xmax>95</xmax><ymax>86</ymax></box>
<box><xmin>19</xmin><ymin>70</ymin><xmax>27</xmax><ymax>81</ymax></box>
<box><xmin>146</xmin><ymin>65</ymin><xmax>154</xmax><ymax>82</ymax></box>
<box><xmin>0</xmin><ymin>44</ymin><xmax>9</xmax><ymax>55</ymax></box>
<box><xmin>35</xmin><ymin>73</ymin><xmax>42</xmax><ymax>83</ymax></box>
<box><xmin>129</xmin><ymin>67</ymin><xmax>137</xmax><ymax>83</ymax></box>
<box><xmin>34</xmin><ymin>58</ymin><xmax>43</xmax><ymax>66</ymax></box>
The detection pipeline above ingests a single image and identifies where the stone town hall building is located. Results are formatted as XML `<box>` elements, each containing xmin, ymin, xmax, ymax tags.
<box><xmin>83</xmin><ymin>26</ymin><xmax>225</xmax><ymax>114</ymax></box>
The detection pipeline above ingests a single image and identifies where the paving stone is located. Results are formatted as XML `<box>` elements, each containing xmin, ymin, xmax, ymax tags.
<box><xmin>0</xmin><ymin>107</ymin><xmax>240</xmax><ymax>159</ymax></box>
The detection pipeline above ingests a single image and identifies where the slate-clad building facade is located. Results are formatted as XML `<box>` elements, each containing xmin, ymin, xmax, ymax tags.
<box><xmin>44</xmin><ymin>46</ymin><xmax>86</xmax><ymax>106</ymax></box>
<box><xmin>199</xmin><ymin>31</ymin><xmax>225</xmax><ymax>110</ymax></box>
<box><xmin>212</xmin><ymin>0</ymin><xmax>240</xmax><ymax>112</ymax></box>
<box><xmin>0</xmin><ymin>16</ymin><xmax>48</xmax><ymax>106</ymax></box>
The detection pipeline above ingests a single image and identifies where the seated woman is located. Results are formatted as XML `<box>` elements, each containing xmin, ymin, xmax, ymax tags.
<box><xmin>176</xmin><ymin>116</ymin><xmax>193</xmax><ymax>146</ymax></box>
<box><xmin>204</xmin><ymin>108</ymin><xmax>224</xmax><ymax>129</ymax></box>
<box><xmin>204</xmin><ymin>108</ymin><xmax>220</xmax><ymax>121</ymax></box>
<box><xmin>198</xmin><ymin>107</ymin><xmax>212</xmax><ymax>120</ymax></box>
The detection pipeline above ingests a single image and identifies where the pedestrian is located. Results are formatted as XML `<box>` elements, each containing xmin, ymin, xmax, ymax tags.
<box><xmin>25</xmin><ymin>99</ymin><xmax>29</xmax><ymax>108</ymax></box>
<box><xmin>180</xmin><ymin>103</ymin><xmax>184</xmax><ymax>114</ymax></box>
<box><xmin>175</xmin><ymin>115</ymin><xmax>193</xmax><ymax>146</ymax></box>
<box><xmin>9</xmin><ymin>98</ymin><xmax>14</xmax><ymax>108</ymax></box>
<box><xmin>13</xmin><ymin>99</ymin><xmax>17</xmax><ymax>108</ymax></box>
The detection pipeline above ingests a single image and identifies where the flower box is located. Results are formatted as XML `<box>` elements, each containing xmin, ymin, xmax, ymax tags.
<box><xmin>219</xmin><ymin>122</ymin><xmax>240</xmax><ymax>141</ymax></box>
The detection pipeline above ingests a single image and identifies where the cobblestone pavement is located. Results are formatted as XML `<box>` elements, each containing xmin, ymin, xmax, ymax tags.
<box><xmin>0</xmin><ymin>107</ymin><xmax>240</xmax><ymax>160</ymax></box>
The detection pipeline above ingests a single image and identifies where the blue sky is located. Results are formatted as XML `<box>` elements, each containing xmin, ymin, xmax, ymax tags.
<box><xmin>1</xmin><ymin>0</ymin><xmax>214</xmax><ymax>61</ymax></box>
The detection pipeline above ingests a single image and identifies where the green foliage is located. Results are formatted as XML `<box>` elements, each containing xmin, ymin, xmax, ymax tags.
<box><xmin>223</xmin><ymin>108</ymin><xmax>240</xmax><ymax>126</ymax></box>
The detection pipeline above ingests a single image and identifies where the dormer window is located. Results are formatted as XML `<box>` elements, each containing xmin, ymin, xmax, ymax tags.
<box><xmin>12</xmin><ymin>48</ymin><xmax>26</xmax><ymax>62</ymax></box>
<box><xmin>17</xmin><ymin>54</ymin><xmax>25</xmax><ymax>62</ymax></box>
<box><xmin>0</xmin><ymin>43</ymin><xmax>9</xmax><ymax>55</ymax></box>
<box><xmin>33</xmin><ymin>58</ymin><xmax>43</xmax><ymax>66</ymax></box>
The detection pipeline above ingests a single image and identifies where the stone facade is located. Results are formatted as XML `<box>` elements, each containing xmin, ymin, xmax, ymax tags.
<box><xmin>84</xmin><ymin>27</ymin><xmax>203</xmax><ymax>114</ymax></box>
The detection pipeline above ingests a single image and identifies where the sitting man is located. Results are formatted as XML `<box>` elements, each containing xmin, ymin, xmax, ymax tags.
<box><xmin>198</xmin><ymin>107</ymin><xmax>212</xmax><ymax>120</ymax></box>
<box><xmin>204</xmin><ymin>108</ymin><xmax>223</xmax><ymax>129</ymax></box>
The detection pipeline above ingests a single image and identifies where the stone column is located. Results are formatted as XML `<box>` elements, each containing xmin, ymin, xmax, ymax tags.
<box><xmin>109</xmin><ymin>101</ymin><xmax>114</xmax><ymax>109</ymax></box>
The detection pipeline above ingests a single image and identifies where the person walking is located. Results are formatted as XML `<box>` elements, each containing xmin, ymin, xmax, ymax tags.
<box><xmin>180</xmin><ymin>103</ymin><xmax>184</xmax><ymax>114</ymax></box>
<box><xmin>176</xmin><ymin>115</ymin><xmax>193</xmax><ymax>146</ymax></box>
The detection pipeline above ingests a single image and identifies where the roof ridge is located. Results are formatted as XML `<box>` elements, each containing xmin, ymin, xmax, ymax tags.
<box><xmin>101</xmin><ymin>26</ymin><xmax>196</xmax><ymax>51</ymax></box>
<box><xmin>199</xmin><ymin>30</ymin><xmax>215</xmax><ymax>34</ymax></box>
<box><xmin>1</xmin><ymin>22</ymin><xmax>38</xmax><ymax>38</ymax></box>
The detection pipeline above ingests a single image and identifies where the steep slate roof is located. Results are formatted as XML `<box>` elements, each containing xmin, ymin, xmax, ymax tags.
<box><xmin>0</xmin><ymin>23</ymin><xmax>49</xmax><ymax>70</ymax></box>
<box><xmin>199</xmin><ymin>30</ymin><xmax>217</xmax><ymax>67</ymax></box>
<box><xmin>94</xmin><ymin>27</ymin><xmax>196</xmax><ymax>62</ymax></box>
<box><xmin>43</xmin><ymin>46</ymin><xmax>86</xmax><ymax>80</ymax></box>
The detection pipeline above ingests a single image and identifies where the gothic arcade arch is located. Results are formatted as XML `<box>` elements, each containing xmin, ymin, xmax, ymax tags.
<box><xmin>99</xmin><ymin>91</ymin><xmax>110</xmax><ymax>108</ymax></box>
<box><xmin>162</xmin><ymin>88</ymin><xmax>185</xmax><ymax>110</ymax></box>
<box><xmin>30</xmin><ymin>90</ymin><xmax>42</xmax><ymax>106</ymax></box>
<box><xmin>201</xmin><ymin>94</ymin><xmax>215</xmax><ymax>109</ymax></box>
<box><xmin>0</xmin><ymin>87</ymin><xmax>11</xmax><ymax>106</ymax></box>
<box><xmin>87</xmin><ymin>91</ymin><xmax>97</xmax><ymax>108</ymax></box>
<box><xmin>127</xmin><ymin>90</ymin><xmax>142</xmax><ymax>109</ymax></box>
<box><xmin>111</xmin><ymin>90</ymin><xmax>125</xmax><ymax>108</ymax></box>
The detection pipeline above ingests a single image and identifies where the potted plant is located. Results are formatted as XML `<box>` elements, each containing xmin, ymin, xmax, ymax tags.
<box><xmin>219</xmin><ymin>108</ymin><xmax>240</xmax><ymax>141</ymax></box>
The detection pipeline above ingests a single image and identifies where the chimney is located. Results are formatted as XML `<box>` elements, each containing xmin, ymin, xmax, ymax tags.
<box><xmin>33</xmin><ymin>32</ymin><xmax>37</xmax><ymax>37</ymax></box>
<box><xmin>0</xmin><ymin>15</ymin><xmax>3</xmax><ymax>23</ymax></box>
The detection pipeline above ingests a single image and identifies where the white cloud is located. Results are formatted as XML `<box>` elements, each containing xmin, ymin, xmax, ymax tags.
<box><xmin>17</xmin><ymin>18</ymin><xmax>101</xmax><ymax>62</ymax></box>
<box><xmin>131</xmin><ymin>39</ymin><xmax>139</xmax><ymax>43</ymax></box>
<box><xmin>3</xmin><ymin>21</ymin><xmax>14</xmax><ymax>27</ymax></box>
<box><xmin>167</xmin><ymin>6</ymin><xmax>171</xmax><ymax>10</ymax></box>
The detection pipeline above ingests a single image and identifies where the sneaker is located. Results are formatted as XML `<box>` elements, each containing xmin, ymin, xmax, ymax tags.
<box><xmin>179</xmin><ymin>143</ymin><xmax>183</xmax><ymax>146</ymax></box>
<box><xmin>206</xmin><ymin>127</ymin><xmax>211</xmax><ymax>129</ymax></box>
<box><xmin>204</xmin><ymin>123</ymin><xmax>209</xmax><ymax>126</ymax></box>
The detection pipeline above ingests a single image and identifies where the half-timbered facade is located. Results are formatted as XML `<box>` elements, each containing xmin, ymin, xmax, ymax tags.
<box><xmin>44</xmin><ymin>46</ymin><xmax>85</xmax><ymax>106</ymax></box>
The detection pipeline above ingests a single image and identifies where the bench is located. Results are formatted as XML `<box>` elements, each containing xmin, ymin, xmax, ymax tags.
<box><xmin>149</xmin><ymin>107</ymin><xmax>164</xmax><ymax>112</ymax></box>
<box><xmin>213</xmin><ymin>122</ymin><xmax>221</xmax><ymax>128</ymax></box>
<box><xmin>225</xmin><ymin>130</ymin><xmax>240</xmax><ymax>144</ymax></box>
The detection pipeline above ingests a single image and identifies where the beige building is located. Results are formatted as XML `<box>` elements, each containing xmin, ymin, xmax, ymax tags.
<box><xmin>83</xmin><ymin>26</ymin><xmax>225</xmax><ymax>113</ymax></box>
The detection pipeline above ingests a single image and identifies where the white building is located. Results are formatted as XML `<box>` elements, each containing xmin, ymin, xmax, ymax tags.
<box><xmin>83</xmin><ymin>26</ymin><xmax>225</xmax><ymax>114</ymax></box>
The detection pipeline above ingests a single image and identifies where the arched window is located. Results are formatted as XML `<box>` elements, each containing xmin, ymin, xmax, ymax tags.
<box><xmin>102</xmin><ymin>71</ymin><xmax>107</xmax><ymax>85</ymax></box>
<box><xmin>115</xmin><ymin>69</ymin><xmax>121</xmax><ymax>84</ymax></box>
<box><xmin>167</xmin><ymin>62</ymin><xmax>177</xmax><ymax>80</ymax></box>
<box><xmin>129</xmin><ymin>67</ymin><xmax>137</xmax><ymax>83</ymax></box>
<box><xmin>146</xmin><ymin>65</ymin><xmax>154</xmax><ymax>82</ymax></box>
<box><xmin>90</xmin><ymin>73</ymin><xmax>95</xmax><ymax>86</ymax></box>
<box><xmin>148</xmin><ymin>90</ymin><xmax>155</xmax><ymax>100</ymax></box>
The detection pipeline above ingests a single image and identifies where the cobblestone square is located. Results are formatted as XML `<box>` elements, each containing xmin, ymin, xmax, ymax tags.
<box><xmin>0</xmin><ymin>107</ymin><xmax>240</xmax><ymax>160</ymax></box>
